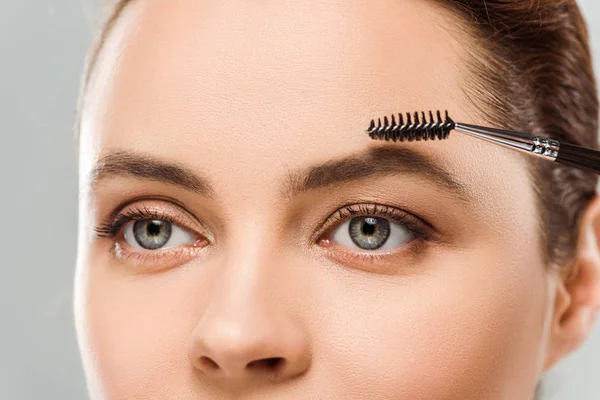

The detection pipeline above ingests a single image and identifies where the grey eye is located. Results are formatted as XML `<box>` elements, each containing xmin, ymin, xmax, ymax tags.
<box><xmin>332</xmin><ymin>216</ymin><xmax>414</xmax><ymax>251</ymax></box>
<box><xmin>349</xmin><ymin>217</ymin><xmax>390</xmax><ymax>250</ymax></box>
<box><xmin>124</xmin><ymin>220</ymin><xmax>193</xmax><ymax>250</ymax></box>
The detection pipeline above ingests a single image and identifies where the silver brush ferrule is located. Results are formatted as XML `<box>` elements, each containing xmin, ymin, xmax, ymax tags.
<box><xmin>453</xmin><ymin>123</ymin><xmax>560</xmax><ymax>161</ymax></box>
<box><xmin>532</xmin><ymin>137</ymin><xmax>560</xmax><ymax>161</ymax></box>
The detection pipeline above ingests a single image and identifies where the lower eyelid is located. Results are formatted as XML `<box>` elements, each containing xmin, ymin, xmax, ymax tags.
<box><xmin>110</xmin><ymin>240</ymin><xmax>209</xmax><ymax>270</ymax></box>
<box><xmin>315</xmin><ymin>238</ymin><xmax>429</xmax><ymax>274</ymax></box>
<box><xmin>319</xmin><ymin>233</ymin><xmax>420</xmax><ymax>254</ymax></box>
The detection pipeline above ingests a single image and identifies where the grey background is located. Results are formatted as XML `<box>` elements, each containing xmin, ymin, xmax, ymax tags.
<box><xmin>0</xmin><ymin>1</ymin><xmax>599</xmax><ymax>399</ymax></box>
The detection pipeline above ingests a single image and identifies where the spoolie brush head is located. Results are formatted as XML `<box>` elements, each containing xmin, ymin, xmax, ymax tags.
<box><xmin>366</xmin><ymin>110</ymin><xmax>455</xmax><ymax>142</ymax></box>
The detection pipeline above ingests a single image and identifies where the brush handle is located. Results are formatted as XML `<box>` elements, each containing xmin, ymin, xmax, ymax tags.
<box><xmin>555</xmin><ymin>142</ymin><xmax>600</xmax><ymax>174</ymax></box>
<box><xmin>407</xmin><ymin>121</ymin><xmax>600</xmax><ymax>174</ymax></box>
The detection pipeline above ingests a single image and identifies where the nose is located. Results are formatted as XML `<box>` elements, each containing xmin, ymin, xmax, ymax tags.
<box><xmin>188</xmin><ymin>319</ymin><xmax>310</xmax><ymax>385</ymax></box>
<box><xmin>187</xmin><ymin>273</ymin><xmax>311</xmax><ymax>389</ymax></box>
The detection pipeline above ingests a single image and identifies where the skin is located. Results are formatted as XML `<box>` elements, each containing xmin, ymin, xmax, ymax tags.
<box><xmin>74</xmin><ymin>0</ymin><xmax>600</xmax><ymax>398</ymax></box>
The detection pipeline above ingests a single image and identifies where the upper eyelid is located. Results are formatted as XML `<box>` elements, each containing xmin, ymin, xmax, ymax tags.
<box><xmin>101</xmin><ymin>201</ymin><xmax>209</xmax><ymax>239</ymax></box>
<box><xmin>325</xmin><ymin>204</ymin><xmax>414</xmax><ymax>225</ymax></box>
<box><xmin>312</xmin><ymin>203</ymin><xmax>425</xmax><ymax>241</ymax></box>
<box><xmin>99</xmin><ymin>194</ymin><xmax>205</xmax><ymax>225</ymax></box>
<box><xmin>120</xmin><ymin>207</ymin><xmax>195</xmax><ymax>228</ymax></box>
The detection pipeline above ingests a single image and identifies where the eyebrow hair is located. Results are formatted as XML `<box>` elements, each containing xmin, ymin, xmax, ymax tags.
<box><xmin>285</xmin><ymin>146</ymin><xmax>470</xmax><ymax>202</ymax></box>
<box><xmin>89</xmin><ymin>150</ymin><xmax>215</xmax><ymax>197</ymax></box>
<box><xmin>89</xmin><ymin>147</ymin><xmax>469</xmax><ymax>203</ymax></box>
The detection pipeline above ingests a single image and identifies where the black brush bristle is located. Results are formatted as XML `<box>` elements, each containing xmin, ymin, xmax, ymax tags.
<box><xmin>366</xmin><ymin>110</ymin><xmax>455</xmax><ymax>142</ymax></box>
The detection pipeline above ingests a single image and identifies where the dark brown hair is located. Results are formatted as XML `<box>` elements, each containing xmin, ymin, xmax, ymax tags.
<box><xmin>79</xmin><ymin>0</ymin><xmax>599</xmax><ymax>269</ymax></box>
<box><xmin>432</xmin><ymin>0</ymin><xmax>599</xmax><ymax>269</ymax></box>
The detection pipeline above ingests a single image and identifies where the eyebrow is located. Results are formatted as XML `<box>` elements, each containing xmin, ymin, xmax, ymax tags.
<box><xmin>90</xmin><ymin>150</ymin><xmax>215</xmax><ymax>197</ymax></box>
<box><xmin>285</xmin><ymin>146</ymin><xmax>470</xmax><ymax>202</ymax></box>
<box><xmin>89</xmin><ymin>147</ymin><xmax>469</xmax><ymax>203</ymax></box>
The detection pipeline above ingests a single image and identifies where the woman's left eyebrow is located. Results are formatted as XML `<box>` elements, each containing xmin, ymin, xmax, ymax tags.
<box><xmin>284</xmin><ymin>146</ymin><xmax>471</xmax><ymax>204</ymax></box>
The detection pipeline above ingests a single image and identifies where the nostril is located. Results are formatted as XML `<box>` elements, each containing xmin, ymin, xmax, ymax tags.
<box><xmin>199</xmin><ymin>356</ymin><xmax>219</xmax><ymax>370</ymax></box>
<box><xmin>247</xmin><ymin>357</ymin><xmax>285</xmax><ymax>372</ymax></box>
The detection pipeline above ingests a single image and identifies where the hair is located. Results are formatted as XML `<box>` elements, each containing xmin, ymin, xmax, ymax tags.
<box><xmin>431</xmin><ymin>0</ymin><xmax>599</xmax><ymax>271</ymax></box>
<box><xmin>78</xmin><ymin>0</ymin><xmax>598</xmax><ymax>268</ymax></box>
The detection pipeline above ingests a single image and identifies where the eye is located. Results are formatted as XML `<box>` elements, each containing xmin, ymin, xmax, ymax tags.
<box><xmin>123</xmin><ymin>219</ymin><xmax>194</xmax><ymax>250</ymax></box>
<box><xmin>331</xmin><ymin>216</ymin><xmax>416</xmax><ymax>251</ymax></box>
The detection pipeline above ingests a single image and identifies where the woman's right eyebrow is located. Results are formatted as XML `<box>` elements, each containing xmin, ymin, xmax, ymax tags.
<box><xmin>88</xmin><ymin>149</ymin><xmax>216</xmax><ymax>198</ymax></box>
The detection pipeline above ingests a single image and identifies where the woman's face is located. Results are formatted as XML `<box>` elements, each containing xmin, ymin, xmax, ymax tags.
<box><xmin>75</xmin><ymin>0</ymin><xmax>561</xmax><ymax>398</ymax></box>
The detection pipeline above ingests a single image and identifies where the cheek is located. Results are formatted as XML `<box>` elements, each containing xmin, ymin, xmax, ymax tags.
<box><xmin>75</xmin><ymin>253</ymin><xmax>210</xmax><ymax>397</ymax></box>
<box><xmin>312</xmin><ymin>245</ymin><xmax>549</xmax><ymax>398</ymax></box>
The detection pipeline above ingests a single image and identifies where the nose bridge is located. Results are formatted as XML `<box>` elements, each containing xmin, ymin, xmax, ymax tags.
<box><xmin>200</xmin><ymin>217</ymin><xmax>283</xmax><ymax>335</ymax></box>
<box><xmin>219</xmin><ymin>214</ymin><xmax>285</xmax><ymax>304</ymax></box>
<box><xmin>203</xmin><ymin>198</ymin><xmax>294</xmax><ymax>320</ymax></box>
<box><xmin>206</xmin><ymin>231</ymin><xmax>280</xmax><ymax>328</ymax></box>
<box><xmin>187</xmin><ymin>215</ymin><xmax>311</xmax><ymax>387</ymax></box>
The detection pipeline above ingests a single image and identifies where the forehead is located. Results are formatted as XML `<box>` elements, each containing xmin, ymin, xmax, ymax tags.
<box><xmin>82</xmin><ymin>0</ymin><xmax>467</xmax><ymax>158</ymax></box>
<box><xmin>80</xmin><ymin>0</ymin><xmax>532</xmax><ymax>215</ymax></box>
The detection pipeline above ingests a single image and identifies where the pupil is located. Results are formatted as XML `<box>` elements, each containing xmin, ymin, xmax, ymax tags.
<box><xmin>146</xmin><ymin>220</ymin><xmax>162</xmax><ymax>236</ymax></box>
<box><xmin>361</xmin><ymin>217</ymin><xmax>378</xmax><ymax>236</ymax></box>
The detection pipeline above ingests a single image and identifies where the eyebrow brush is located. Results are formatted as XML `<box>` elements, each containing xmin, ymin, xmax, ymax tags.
<box><xmin>366</xmin><ymin>110</ymin><xmax>600</xmax><ymax>175</ymax></box>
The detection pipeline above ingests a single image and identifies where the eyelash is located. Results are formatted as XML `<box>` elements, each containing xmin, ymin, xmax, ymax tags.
<box><xmin>94</xmin><ymin>206</ymin><xmax>182</xmax><ymax>239</ymax></box>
